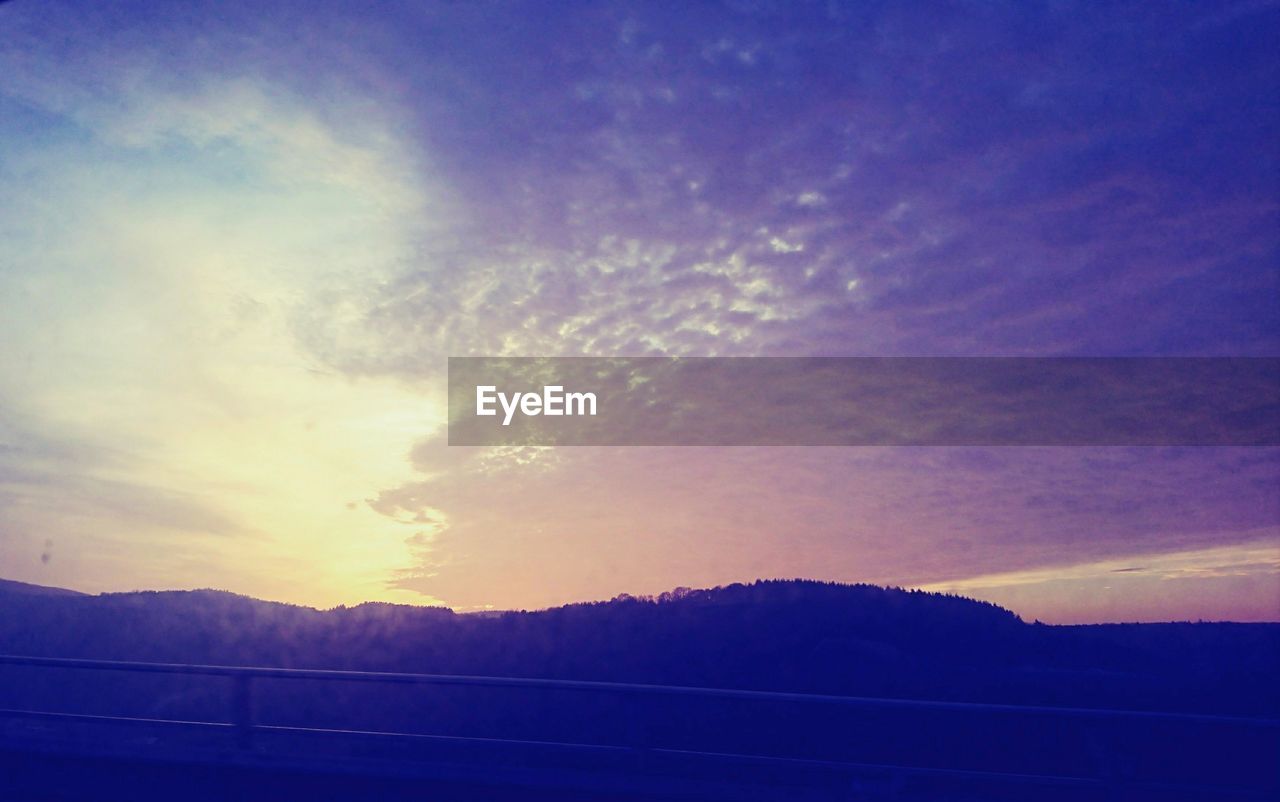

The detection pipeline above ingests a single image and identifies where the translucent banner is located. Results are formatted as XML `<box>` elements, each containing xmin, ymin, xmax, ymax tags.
<box><xmin>447</xmin><ymin>357</ymin><xmax>1280</xmax><ymax>446</ymax></box>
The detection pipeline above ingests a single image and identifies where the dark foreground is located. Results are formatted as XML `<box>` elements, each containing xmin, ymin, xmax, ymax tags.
<box><xmin>0</xmin><ymin>654</ymin><xmax>1275</xmax><ymax>802</ymax></box>
<box><xmin>0</xmin><ymin>579</ymin><xmax>1277</xmax><ymax>799</ymax></box>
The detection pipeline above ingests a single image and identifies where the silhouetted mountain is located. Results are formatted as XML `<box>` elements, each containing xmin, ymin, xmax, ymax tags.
<box><xmin>0</xmin><ymin>578</ymin><xmax>86</xmax><ymax>597</ymax></box>
<box><xmin>2</xmin><ymin>577</ymin><xmax>1277</xmax><ymax>798</ymax></box>
<box><xmin>0</xmin><ymin>578</ymin><xmax>1275</xmax><ymax>716</ymax></box>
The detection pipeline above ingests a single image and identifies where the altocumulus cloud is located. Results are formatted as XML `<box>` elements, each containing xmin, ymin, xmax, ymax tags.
<box><xmin>0</xmin><ymin>0</ymin><xmax>1276</xmax><ymax>618</ymax></box>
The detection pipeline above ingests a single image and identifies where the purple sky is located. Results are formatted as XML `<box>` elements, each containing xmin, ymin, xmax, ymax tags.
<box><xmin>0</xmin><ymin>1</ymin><xmax>1276</xmax><ymax>621</ymax></box>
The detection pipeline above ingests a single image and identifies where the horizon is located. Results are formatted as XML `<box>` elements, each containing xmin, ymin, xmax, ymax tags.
<box><xmin>0</xmin><ymin>1</ymin><xmax>1277</xmax><ymax>625</ymax></box>
<box><xmin>5</xmin><ymin>573</ymin><xmax>1277</xmax><ymax>627</ymax></box>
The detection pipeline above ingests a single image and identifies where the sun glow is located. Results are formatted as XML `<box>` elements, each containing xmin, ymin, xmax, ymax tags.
<box><xmin>0</xmin><ymin>73</ymin><xmax>451</xmax><ymax>607</ymax></box>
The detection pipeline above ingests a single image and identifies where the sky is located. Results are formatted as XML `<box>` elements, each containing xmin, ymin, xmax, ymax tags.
<box><xmin>0</xmin><ymin>0</ymin><xmax>1276</xmax><ymax>623</ymax></box>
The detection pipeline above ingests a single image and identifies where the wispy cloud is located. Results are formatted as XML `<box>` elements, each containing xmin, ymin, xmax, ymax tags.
<box><xmin>921</xmin><ymin>535</ymin><xmax>1280</xmax><ymax>623</ymax></box>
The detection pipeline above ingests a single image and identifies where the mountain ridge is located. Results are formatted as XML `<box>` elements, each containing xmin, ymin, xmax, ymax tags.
<box><xmin>1</xmin><ymin>576</ymin><xmax>1276</xmax><ymax>717</ymax></box>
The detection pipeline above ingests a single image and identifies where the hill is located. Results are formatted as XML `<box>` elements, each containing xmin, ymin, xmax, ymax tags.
<box><xmin>0</xmin><ymin>578</ymin><xmax>86</xmax><ymax>597</ymax></box>
<box><xmin>0</xmin><ymin>577</ymin><xmax>1275</xmax><ymax>716</ymax></box>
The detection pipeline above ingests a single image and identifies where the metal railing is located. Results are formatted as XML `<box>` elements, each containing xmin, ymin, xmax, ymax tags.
<box><xmin>0</xmin><ymin>653</ymin><xmax>1276</xmax><ymax>797</ymax></box>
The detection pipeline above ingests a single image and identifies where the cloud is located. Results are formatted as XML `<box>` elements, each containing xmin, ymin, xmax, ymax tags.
<box><xmin>0</xmin><ymin>0</ymin><xmax>1276</xmax><ymax>617</ymax></box>
<box><xmin>0</xmin><ymin>416</ymin><xmax>241</xmax><ymax>537</ymax></box>
<box><xmin>0</xmin><ymin>0</ymin><xmax>448</xmax><ymax>605</ymax></box>
<box><xmin>241</xmin><ymin>0</ymin><xmax>1279</xmax><ymax>381</ymax></box>
<box><xmin>921</xmin><ymin>536</ymin><xmax>1280</xmax><ymax>623</ymax></box>
<box><xmin>380</xmin><ymin>444</ymin><xmax>1280</xmax><ymax>611</ymax></box>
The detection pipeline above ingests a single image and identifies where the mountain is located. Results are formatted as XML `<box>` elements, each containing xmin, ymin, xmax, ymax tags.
<box><xmin>0</xmin><ymin>577</ymin><xmax>1275</xmax><ymax>716</ymax></box>
<box><xmin>1</xmin><ymin>576</ymin><xmax>1276</xmax><ymax>796</ymax></box>
<box><xmin>0</xmin><ymin>578</ymin><xmax>86</xmax><ymax>597</ymax></box>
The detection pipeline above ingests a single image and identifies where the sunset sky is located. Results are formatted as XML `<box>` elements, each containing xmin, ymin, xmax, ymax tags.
<box><xmin>0</xmin><ymin>1</ymin><xmax>1276</xmax><ymax>623</ymax></box>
